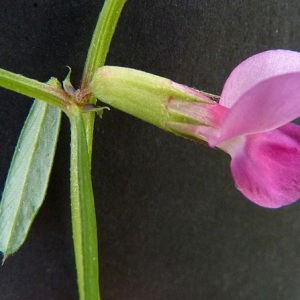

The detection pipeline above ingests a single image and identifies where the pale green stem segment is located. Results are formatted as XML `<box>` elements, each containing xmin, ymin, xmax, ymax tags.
<box><xmin>69</xmin><ymin>105</ymin><xmax>100</xmax><ymax>300</ymax></box>
<box><xmin>0</xmin><ymin>68</ymin><xmax>68</xmax><ymax>111</ymax></box>
<box><xmin>80</xmin><ymin>0</ymin><xmax>127</xmax><ymax>161</ymax></box>
<box><xmin>0</xmin><ymin>78</ymin><xmax>61</xmax><ymax>262</ymax></box>
<box><xmin>81</xmin><ymin>0</ymin><xmax>127</xmax><ymax>89</ymax></box>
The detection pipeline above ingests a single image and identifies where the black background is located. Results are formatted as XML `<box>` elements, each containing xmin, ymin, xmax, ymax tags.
<box><xmin>1</xmin><ymin>1</ymin><xmax>300</xmax><ymax>299</ymax></box>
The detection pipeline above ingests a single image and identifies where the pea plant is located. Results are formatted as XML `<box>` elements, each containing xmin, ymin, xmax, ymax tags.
<box><xmin>2</xmin><ymin>0</ymin><xmax>300</xmax><ymax>299</ymax></box>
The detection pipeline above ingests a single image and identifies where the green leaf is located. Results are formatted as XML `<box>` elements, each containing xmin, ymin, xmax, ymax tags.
<box><xmin>69</xmin><ymin>106</ymin><xmax>99</xmax><ymax>300</ymax></box>
<box><xmin>0</xmin><ymin>68</ymin><xmax>68</xmax><ymax>111</ymax></box>
<box><xmin>0</xmin><ymin>95</ymin><xmax>61</xmax><ymax>261</ymax></box>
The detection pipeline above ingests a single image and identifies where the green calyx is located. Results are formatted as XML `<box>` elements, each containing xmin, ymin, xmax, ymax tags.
<box><xmin>90</xmin><ymin>66</ymin><xmax>212</xmax><ymax>131</ymax></box>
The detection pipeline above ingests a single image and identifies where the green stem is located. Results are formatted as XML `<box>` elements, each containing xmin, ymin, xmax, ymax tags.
<box><xmin>70</xmin><ymin>105</ymin><xmax>100</xmax><ymax>300</ymax></box>
<box><xmin>0</xmin><ymin>68</ymin><xmax>68</xmax><ymax>111</ymax></box>
<box><xmin>68</xmin><ymin>1</ymin><xmax>127</xmax><ymax>299</ymax></box>
<box><xmin>81</xmin><ymin>0</ymin><xmax>127</xmax><ymax>89</ymax></box>
<box><xmin>80</xmin><ymin>0</ymin><xmax>127</xmax><ymax>161</ymax></box>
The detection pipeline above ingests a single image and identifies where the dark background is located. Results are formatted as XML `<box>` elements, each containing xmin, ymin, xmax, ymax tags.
<box><xmin>1</xmin><ymin>1</ymin><xmax>300</xmax><ymax>299</ymax></box>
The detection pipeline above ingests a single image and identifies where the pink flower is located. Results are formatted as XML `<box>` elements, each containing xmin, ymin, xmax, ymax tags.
<box><xmin>167</xmin><ymin>50</ymin><xmax>300</xmax><ymax>208</ymax></box>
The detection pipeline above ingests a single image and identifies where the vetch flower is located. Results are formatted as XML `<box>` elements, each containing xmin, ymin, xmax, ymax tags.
<box><xmin>91</xmin><ymin>50</ymin><xmax>300</xmax><ymax>208</ymax></box>
<box><xmin>167</xmin><ymin>50</ymin><xmax>300</xmax><ymax>208</ymax></box>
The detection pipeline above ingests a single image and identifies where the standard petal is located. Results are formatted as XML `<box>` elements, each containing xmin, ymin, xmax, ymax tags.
<box><xmin>229</xmin><ymin>124</ymin><xmax>300</xmax><ymax>208</ymax></box>
<box><xmin>220</xmin><ymin>49</ymin><xmax>300</xmax><ymax>108</ymax></box>
<box><xmin>213</xmin><ymin>72</ymin><xmax>300</xmax><ymax>146</ymax></box>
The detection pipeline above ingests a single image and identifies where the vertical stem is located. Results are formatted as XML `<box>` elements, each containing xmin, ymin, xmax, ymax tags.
<box><xmin>80</xmin><ymin>0</ymin><xmax>127</xmax><ymax>162</ymax></box>
<box><xmin>70</xmin><ymin>106</ymin><xmax>100</xmax><ymax>300</ymax></box>
<box><xmin>81</xmin><ymin>0</ymin><xmax>127</xmax><ymax>89</ymax></box>
<box><xmin>69</xmin><ymin>1</ymin><xmax>127</xmax><ymax>298</ymax></box>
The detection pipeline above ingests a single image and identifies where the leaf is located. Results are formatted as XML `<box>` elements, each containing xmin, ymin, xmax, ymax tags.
<box><xmin>0</xmin><ymin>92</ymin><xmax>61</xmax><ymax>262</ymax></box>
<box><xmin>0</xmin><ymin>68</ymin><xmax>67</xmax><ymax>111</ymax></box>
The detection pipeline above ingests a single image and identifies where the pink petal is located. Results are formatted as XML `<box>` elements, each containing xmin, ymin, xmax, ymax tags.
<box><xmin>166</xmin><ymin>122</ymin><xmax>222</xmax><ymax>144</ymax></box>
<box><xmin>220</xmin><ymin>49</ymin><xmax>300</xmax><ymax>108</ymax></box>
<box><xmin>166</xmin><ymin>99</ymin><xmax>228</xmax><ymax>128</ymax></box>
<box><xmin>166</xmin><ymin>100</ymin><xmax>228</xmax><ymax>144</ymax></box>
<box><xmin>229</xmin><ymin>123</ymin><xmax>300</xmax><ymax>208</ymax></box>
<box><xmin>213</xmin><ymin>72</ymin><xmax>300</xmax><ymax>146</ymax></box>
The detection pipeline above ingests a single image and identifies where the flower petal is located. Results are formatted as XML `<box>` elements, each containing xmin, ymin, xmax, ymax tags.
<box><xmin>213</xmin><ymin>72</ymin><xmax>300</xmax><ymax>146</ymax></box>
<box><xmin>166</xmin><ymin>99</ymin><xmax>227</xmax><ymax>128</ymax></box>
<box><xmin>166</xmin><ymin>100</ymin><xmax>229</xmax><ymax>145</ymax></box>
<box><xmin>166</xmin><ymin>122</ymin><xmax>221</xmax><ymax>144</ymax></box>
<box><xmin>220</xmin><ymin>49</ymin><xmax>300</xmax><ymax>108</ymax></box>
<box><xmin>229</xmin><ymin>123</ymin><xmax>300</xmax><ymax>208</ymax></box>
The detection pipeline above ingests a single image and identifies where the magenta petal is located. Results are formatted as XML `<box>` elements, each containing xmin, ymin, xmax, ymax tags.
<box><xmin>214</xmin><ymin>72</ymin><xmax>300</xmax><ymax>146</ymax></box>
<box><xmin>229</xmin><ymin>124</ymin><xmax>300</xmax><ymax>208</ymax></box>
<box><xmin>220</xmin><ymin>49</ymin><xmax>300</xmax><ymax>108</ymax></box>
